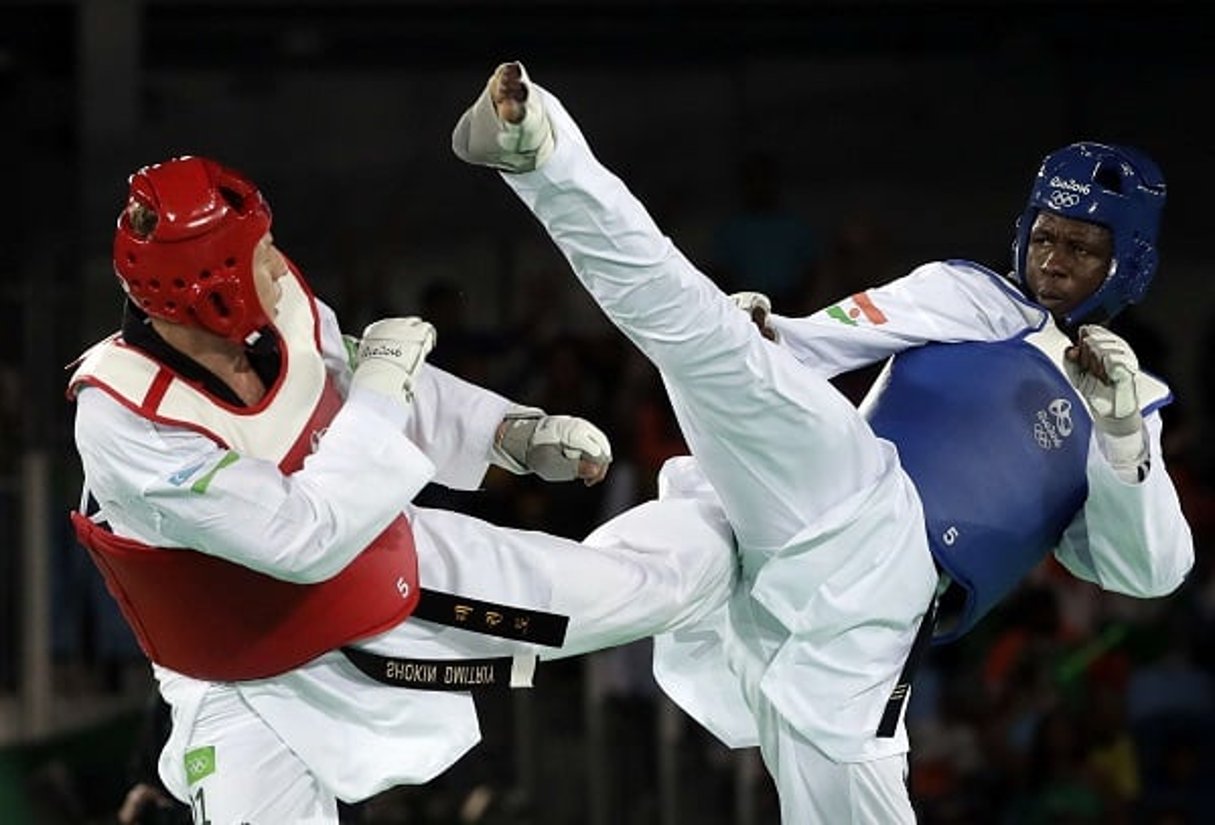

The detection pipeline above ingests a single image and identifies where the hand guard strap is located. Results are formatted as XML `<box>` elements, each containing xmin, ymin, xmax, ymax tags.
<box><xmin>1097</xmin><ymin>426</ymin><xmax>1151</xmax><ymax>483</ymax></box>
<box><xmin>492</xmin><ymin>406</ymin><xmax>545</xmax><ymax>475</ymax></box>
<box><xmin>1064</xmin><ymin>325</ymin><xmax>1149</xmax><ymax>482</ymax></box>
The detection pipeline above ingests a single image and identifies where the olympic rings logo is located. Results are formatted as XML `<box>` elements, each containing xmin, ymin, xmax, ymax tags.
<box><xmin>1033</xmin><ymin>423</ymin><xmax>1054</xmax><ymax>449</ymax></box>
<box><xmin>1048</xmin><ymin>190</ymin><xmax>1082</xmax><ymax>209</ymax></box>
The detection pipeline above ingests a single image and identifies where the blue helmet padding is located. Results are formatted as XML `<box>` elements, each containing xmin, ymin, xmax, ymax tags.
<box><xmin>1012</xmin><ymin>142</ymin><xmax>1166</xmax><ymax>326</ymax></box>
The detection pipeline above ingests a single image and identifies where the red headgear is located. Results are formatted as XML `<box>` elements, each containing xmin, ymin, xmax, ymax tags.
<box><xmin>113</xmin><ymin>156</ymin><xmax>273</xmax><ymax>342</ymax></box>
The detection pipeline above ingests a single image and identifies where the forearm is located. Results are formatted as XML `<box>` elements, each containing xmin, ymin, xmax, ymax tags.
<box><xmin>78</xmin><ymin>388</ymin><xmax>434</xmax><ymax>584</ymax></box>
<box><xmin>769</xmin><ymin>261</ymin><xmax>1040</xmax><ymax>375</ymax></box>
<box><xmin>1055</xmin><ymin>418</ymin><xmax>1194</xmax><ymax>596</ymax></box>
<box><xmin>331</xmin><ymin>315</ymin><xmax>507</xmax><ymax>490</ymax></box>
<box><xmin>406</xmin><ymin>364</ymin><xmax>511</xmax><ymax>489</ymax></box>
<box><xmin>768</xmin><ymin>310</ymin><xmax>922</xmax><ymax>377</ymax></box>
<box><xmin>176</xmin><ymin>398</ymin><xmax>433</xmax><ymax>582</ymax></box>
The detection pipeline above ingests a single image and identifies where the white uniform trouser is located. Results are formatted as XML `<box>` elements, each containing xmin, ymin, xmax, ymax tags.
<box><xmin>181</xmin><ymin>688</ymin><xmax>339</xmax><ymax>824</ymax></box>
<box><xmin>501</xmin><ymin>91</ymin><xmax>927</xmax><ymax>823</ymax></box>
<box><xmin>741</xmin><ymin>654</ymin><xmax>916</xmax><ymax>824</ymax></box>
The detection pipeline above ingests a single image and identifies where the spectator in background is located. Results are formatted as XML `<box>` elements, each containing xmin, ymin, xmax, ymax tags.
<box><xmin>710</xmin><ymin>149</ymin><xmax>821</xmax><ymax>308</ymax></box>
<box><xmin>1013</xmin><ymin>705</ymin><xmax>1105</xmax><ymax>825</ymax></box>
<box><xmin>1084</xmin><ymin>684</ymin><xmax>1141</xmax><ymax>819</ymax></box>
<box><xmin>418</xmin><ymin>278</ymin><xmax>503</xmax><ymax>387</ymax></box>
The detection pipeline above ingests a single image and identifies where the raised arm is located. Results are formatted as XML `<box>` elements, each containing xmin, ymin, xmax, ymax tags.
<box><xmin>325</xmin><ymin>302</ymin><xmax>611</xmax><ymax>490</ymax></box>
<box><xmin>76</xmin><ymin>370</ymin><xmax>435</xmax><ymax>585</ymax></box>
<box><xmin>1055</xmin><ymin>327</ymin><xmax>1193</xmax><ymax>596</ymax></box>
<box><xmin>765</xmin><ymin>260</ymin><xmax>1047</xmax><ymax>377</ymax></box>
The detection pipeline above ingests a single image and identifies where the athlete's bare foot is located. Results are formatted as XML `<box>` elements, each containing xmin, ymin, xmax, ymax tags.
<box><xmin>490</xmin><ymin>62</ymin><xmax>529</xmax><ymax>125</ymax></box>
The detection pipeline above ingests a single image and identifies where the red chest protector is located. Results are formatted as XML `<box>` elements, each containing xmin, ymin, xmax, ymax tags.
<box><xmin>68</xmin><ymin>272</ymin><xmax>420</xmax><ymax>681</ymax></box>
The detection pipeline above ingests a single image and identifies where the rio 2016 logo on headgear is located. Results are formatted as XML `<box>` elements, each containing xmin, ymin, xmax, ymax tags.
<box><xmin>1049</xmin><ymin>176</ymin><xmax>1091</xmax><ymax>195</ymax></box>
<box><xmin>1047</xmin><ymin>176</ymin><xmax>1090</xmax><ymax>210</ymax></box>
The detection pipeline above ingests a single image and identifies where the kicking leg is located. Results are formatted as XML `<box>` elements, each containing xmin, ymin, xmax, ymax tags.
<box><xmin>455</xmin><ymin>64</ymin><xmax>889</xmax><ymax>551</ymax></box>
<box><xmin>390</xmin><ymin>501</ymin><xmax>736</xmax><ymax>661</ymax></box>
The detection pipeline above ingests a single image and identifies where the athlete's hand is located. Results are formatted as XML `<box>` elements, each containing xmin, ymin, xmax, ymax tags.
<box><xmin>493</xmin><ymin>407</ymin><xmax>612</xmax><ymax>485</ymax></box>
<box><xmin>350</xmin><ymin>317</ymin><xmax>436</xmax><ymax>407</ymax></box>
<box><xmin>1064</xmin><ymin>325</ymin><xmax>1141</xmax><ymax>435</ymax></box>
<box><xmin>1065</xmin><ymin>325</ymin><xmax>1150</xmax><ymax>479</ymax></box>
<box><xmin>729</xmin><ymin>291</ymin><xmax>778</xmax><ymax>342</ymax></box>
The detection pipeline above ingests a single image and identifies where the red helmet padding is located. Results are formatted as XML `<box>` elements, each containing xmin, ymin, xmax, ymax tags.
<box><xmin>113</xmin><ymin>156</ymin><xmax>273</xmax><ymax>342</ymax></box>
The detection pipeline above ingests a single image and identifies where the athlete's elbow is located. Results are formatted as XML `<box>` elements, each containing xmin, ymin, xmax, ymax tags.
<box><xmin>1154</xmin><ymin>527</ymin><xmax>1197</xmax><ymax>595</ymax></box>
<box><xmin>280</xmin><ymin>557</ymin><xmax>347</xmax><ymax>584</ymax></box>
<box><xmin>1151</xmin><ymin>549</ymin><xmax>1195</xmax><ymax>598</ymax></box>
<box><xmin>1124</xmin><ymin>546</ymin><xmax>1194</xmax><ymax>599</ymax></box>
<box><xmin>1135</xmin><ymin>570</ymin><xmax>1188</xmax><ymax>599</ymax></box>
<box><xmin>260</xmin><ymin>533</ymin><xmax>361</xmax><ymax>583</ymax></box>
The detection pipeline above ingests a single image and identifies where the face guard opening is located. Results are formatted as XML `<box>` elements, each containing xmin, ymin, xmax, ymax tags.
<box><xmin>1012</xmin><ymin>142</ymin><xmax>1166</xmax><ymax>327</ymax></box>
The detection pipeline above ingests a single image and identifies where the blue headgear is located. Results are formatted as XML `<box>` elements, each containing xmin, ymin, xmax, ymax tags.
<box><xmin>1013</xmin><ymin>142</ymin><xmax>1166</xmax><ymax>326</ymax></box>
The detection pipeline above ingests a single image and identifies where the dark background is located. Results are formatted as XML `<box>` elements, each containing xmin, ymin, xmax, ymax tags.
<box><xmin>1</xmin><ymin>2</ymin><xmax>1213</xmax><ymax>823</ymax></box>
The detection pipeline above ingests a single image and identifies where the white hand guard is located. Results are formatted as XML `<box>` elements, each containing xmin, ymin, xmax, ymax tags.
<box><xmin>1064</xmin><ymin>324</ymin><xmax>1148</xmax><ymax>477</ymax></box>
<box><xmin>452</xmin><ymin>62</ymin><xmax>554</xmax><ymax>173</ymax></box>
<box><xmin>493</xmin><ymin>406</ymin><xmax>613</xmax><ymax>482</ymax></box>
<box><xmin>729</xmin><ymin>290</ymin><xmax>778</xmax><ymax>342</ymax></box>
<box><xmin>350</xmin><ymin>318</ymin><xmax>436</xmax><ymax>406</ymax></box>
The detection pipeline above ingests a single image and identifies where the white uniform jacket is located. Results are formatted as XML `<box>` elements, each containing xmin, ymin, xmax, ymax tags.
<box><xmin>73</xmin><ymin>294</ymin><xmax>512</xmax><ymax>801</ymax></box>
<box><xmin>770</xmin><ymin>261</ymin><xmax>1193</xmax><ymax>601</ymax></box>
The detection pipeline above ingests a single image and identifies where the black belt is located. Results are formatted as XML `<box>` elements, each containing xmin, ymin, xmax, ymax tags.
<box><xmin>409</xmin><ymin>588</ymin><xmax>569</xmax><ymax>647</ymax></box>
<box><xmin>876</xmin><ymin>595</ymin><xmax>938</xmax><ymax>738</ymax></box>
<box><xmin>341</xmin><ymin>588</ymin><xmax>569</xmax><ymax>692</ymax></box>
<box><xmin>341</xmin><ymin>646</ymin><xmax>534</xmax><ymax>692</ymax></box>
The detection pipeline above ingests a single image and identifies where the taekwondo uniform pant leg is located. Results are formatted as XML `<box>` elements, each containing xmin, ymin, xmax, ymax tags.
<box><xmin>183</xmin><ymin>686</ymin><xmax>340</xmax><ymax>824</ymax></box>
<box><xmin>744</xmin><ymin>674</ymin><xmax>917</xmax><ymax>825</ymax></box>
<box><xmin>502</xmin><ymin>99</ymin><xmax>890</xmax><ymax>553</ymax></box>
<box><xmin>368</xmin><ymin>503</ymin><xmax>736</xmax><ymax>661</ymax></box>
<box><xmin>502</xmin><ymin>93</ymin><xmax>933</xmax><ymax>824</ymax></box>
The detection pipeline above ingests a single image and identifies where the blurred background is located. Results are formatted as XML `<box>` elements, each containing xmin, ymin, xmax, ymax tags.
<box><xmin>2</xmin><ymin>0</ymin><xmax>1214</xmax><ymax>822</ymax></box>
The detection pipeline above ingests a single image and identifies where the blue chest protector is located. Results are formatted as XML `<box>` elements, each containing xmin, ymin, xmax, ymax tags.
<box><xmin>862</xmin><ymin>336</ymin><xmax>1091</xmax><ymax>643</ymax></box>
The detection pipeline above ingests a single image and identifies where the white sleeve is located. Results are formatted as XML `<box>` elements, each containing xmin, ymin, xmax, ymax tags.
<box><xmin>405</xmin><ymin>365</ymin><xmax>511</xmax><ymax>490</ymax></box>
<box><xmin>75</xmin><ymin>386</ymin><xmax>435</xmax><ymax>584</ymax></box>
<box><xmin>1054</xmin><ymin>410</ymin><xmax>1194</xmax><ymax>596</ymax></box>
<box><xmin>317</xmin><ymin>299</ymin><xmax>357</xmax><ymax>396</ymax></box>
<box><xmin>319</xmin><ymin>299</ymin><xmax>509</xmax><ymax>490</ymax></box>
<box><xmin>768</xmin><ymin>261</ymin><xmax>1046</xmax><ymax>377</ymax></box>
